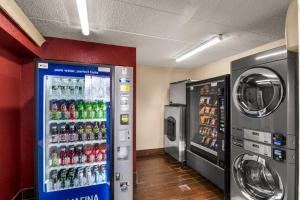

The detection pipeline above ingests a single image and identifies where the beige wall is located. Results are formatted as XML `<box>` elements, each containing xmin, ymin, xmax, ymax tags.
<box><xmin>190</xmin><ymin>39</ymin><xmax>286</xmax><ymax>80</ymax></box>
<box><xmin>136</xmin><ymin>39</ymin><xmax>287</xmax><ymax>151</ymax></box>
<box><xmin>136</xmin><ymin>66</ymin><xmax>191</xmax><ymax>150</ymax></box>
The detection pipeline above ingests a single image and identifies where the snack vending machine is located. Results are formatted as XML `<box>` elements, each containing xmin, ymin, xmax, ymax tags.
<box><xmin>186</xmin><ymin>75</ymin><xmax>230</xmax><ymax>193</ymax></box>
<box><xmin>36</xmin><ymin>61</ymin><xmax>133</xmax><ymax>200</ymax></box>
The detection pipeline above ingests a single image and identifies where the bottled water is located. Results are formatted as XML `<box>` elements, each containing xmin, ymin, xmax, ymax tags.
<box><xmin>61</xmin><ymin>78</ymin><xmax>70</xmax><ymax>97</ymax></box>
<box><xmin>69</xmin><ymin>79</ymin><xmax>77</xmax><ymax>96</ymax></box>
<box><xmin>51</xmin><ymin>78</ymin><xmax>61</xmax><ymax>97</ymax></box>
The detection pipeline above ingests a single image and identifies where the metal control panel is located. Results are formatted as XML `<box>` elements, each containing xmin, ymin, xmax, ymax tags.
<box><xmin>114</xmin><ymin>66</ymin><xmax>133</xmax><ymax>200</ymax></box>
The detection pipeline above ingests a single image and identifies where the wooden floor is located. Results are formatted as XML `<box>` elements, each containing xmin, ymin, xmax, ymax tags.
<box><xmin>134</xmin><ymin>154</ymin><xmax>224</xmax><ymax>200</ymax></box>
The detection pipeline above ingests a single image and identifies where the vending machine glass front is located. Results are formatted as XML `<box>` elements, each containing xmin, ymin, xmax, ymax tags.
<box><xmin>36</xmin><ymin>62</ymin><xmax>111</xmax><ymax>200</ymax></box>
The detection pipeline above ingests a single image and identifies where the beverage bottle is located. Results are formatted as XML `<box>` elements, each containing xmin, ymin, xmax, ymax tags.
<box><xmin>68</xmin><ymin>123</ymin><xmax>77</xmax><ymax>142</ymax></box>
<box><xmin>84</xmin><ymin>145</ymin><xmax>93</xmax><ymax>163</ymax></box>
<box><xmin>100</xmin><ymin>122</ymin><xmax>106</xmax><ymax>139</ymax></box>
<box><xmin>76</xmin><ymin>123</ymin><xmax>84</xmax><ymax>141</ymax></box>
<box><xmin>92</xmin><ymin>101</ymin><xmax>100</xmax><ymax>119</ymax></box>
<box><xmin>69</xmin><ymin>79</ymin><xmax>76</xmax><ymax>96</ymax></box>
<box><xmin>50</xmin><ymin>170</ymin><xmax>58</xmax><ymax>190</ymax></box>
<box><xmin>85</xmin><ymin>166</ymin><xmax>92</xmax><ymax>185</ymax></box>
<box><xmin>101</xmin><ymin>101</ymin><xmax>106</xmax><ymax>119</ymax></box>
<box><xmin>85</xmin><ymin>102</ymin><xmax>92</xmax><ymax>119</ymax></box>
<box><xmin>59</xmin><ymin>169</ymin><xmax>67</xmax><ymax>189</ymax></box>
<box><xmin>77</xmin><ymin>167</ymin><xmax>84</xmax><ymax>186</ymax></box>
<box><xmin>67</xmin><ymin>168</ymin><xmax>75</xmax><ymax>187</ymax></box>
<box><xmin>50</xmin><ymin>150</ymin><xmax>59</xmax><ymax>167</ymax></box>
<box><xmin>92</xmin><ymin>144</ymin><xmax>101</xmax><ymax>162</ymax></box>
<box><xmin>93</xmin><ymin>165</ymin><xmax>100</xmax><ymax>183</ymax></box>
<box><xmin>77</xmin><ymin>79</ymin><xmax>85</xmax><ymax>96</ymax></box>
<box><xmin>76</xmin><ymin>100</ymin><xmax>85</xmax><ymax>119</ymax></box>
<box><xmin>76</xmin><ymin>145</ymin><xmax>84</xmax><ymax>164</ymax></box>
<box><xmin>59</xmin><ymin>147</ymin><xmax>67</xmax><ymax>166</ymax></box>
<box><xmin>100</xmin><ymin>144</ymin><xmax>106</xmax><ymax>161</ymax></box>
<box><xmin>68</xmin><ymin>100</ymin><xmax>76</xmax><ymax>120</ymax></box>
<box><xmin>100</xmin><ymin>164</ymin><xmax>106</xmax><ymax>182</ymax></box>
<box><xmin>85</xmin><ymin>122</ymin><xmax>93</xmax><ymax>140</ymax></box>
<box><xmin>51</xmin><ymin>78</ymin><xmax>61</xmax><ymax>97</ymax></box>
<box><xmin>59</xmin><ymin>124</ymin><xmax>68</xmax><ymax>143</ymax></box>
<box><xmin>60</xmin><ymin>78</ymin><xmax>69</xmax><ymax>97</ymax></box>
<box><xmin>50</xmin><ymin>124</ymin><xmax>59</xmax><ymax>143</ymax></box>
<box><xmin>68</xmin><ymin>145</ymin><xmax>75</xmax><ymax>165</ymax></box>
<box><xmin>60</xmin><ymin>100</ymin><xmax>68</xmax><ymax>120</ymax></box>
<box><xmin>50</xmin><ymin>100</ymin><xmax>59</xmax><ymax>120</ymax></box>
<box><xmin>93</xmin><ymin>122</ymin><xmax>101</xmax><ymax>140</ymax></box>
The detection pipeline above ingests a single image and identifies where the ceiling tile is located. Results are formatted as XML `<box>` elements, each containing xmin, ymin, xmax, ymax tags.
<box><xmin>17</xmin><ymin>0</ymin><xmax>289</xmax><ymax>68</ymax></box>
<box><xmin>16</xmin><ymin>0</ymin><xmax>70</xmax><ymax>23</ymax></box>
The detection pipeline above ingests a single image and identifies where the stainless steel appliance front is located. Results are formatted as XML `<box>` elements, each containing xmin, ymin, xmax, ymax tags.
<box><xmin>164</xmin><ymin>105</ymin><xmax>186</xmax><ymax>162</ymax></box>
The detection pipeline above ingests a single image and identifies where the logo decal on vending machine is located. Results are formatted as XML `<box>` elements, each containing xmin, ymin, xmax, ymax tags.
<box><xmin>38</xmin><ymin>63</ymin><xmax>48</xmax><ymax>69</ymax></box>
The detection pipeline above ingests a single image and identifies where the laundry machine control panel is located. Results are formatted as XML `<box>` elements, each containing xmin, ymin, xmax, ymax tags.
<box><xmin>232</xmin><ymin>128</ymin><xmax>290</xmax><ymax>148</ymax></box>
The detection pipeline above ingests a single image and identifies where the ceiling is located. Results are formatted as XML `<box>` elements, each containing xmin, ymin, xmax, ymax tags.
<box><xmin>16</xmin><ymin>0</ymin><xmax>290</xmax><ymax>68</ymax></box>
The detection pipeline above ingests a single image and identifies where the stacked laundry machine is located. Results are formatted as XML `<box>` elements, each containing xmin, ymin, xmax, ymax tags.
<box><xmin>230</xmin><ymin>46</ymin><xmax>298</xmax><ymax>200</ymax></box>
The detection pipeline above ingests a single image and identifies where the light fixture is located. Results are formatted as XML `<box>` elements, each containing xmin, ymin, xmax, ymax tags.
<box><xmin>76</xmin><ymin>0</ymin><xmax>89</xmax><ymax>36</ymax></box>
<box><xmin>176</xmin><ymin>34</ymin><xmax>223</xmax><ymax>63</ymax></box>
<box><xmin>255</xmin><ymin>50</ymin><xmax>286</xmax><ymax>60</ymax></box>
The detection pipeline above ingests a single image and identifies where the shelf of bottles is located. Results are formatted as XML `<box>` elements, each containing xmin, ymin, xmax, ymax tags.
<box><xmin>45</xmin><ymin>75</ymin><xmax>110</xmax><ymax>192</ymax></box>
<box><xmin>198</xmin><ymin>83</ymin><xmax>218</xmax><ymax>152</ymax></box>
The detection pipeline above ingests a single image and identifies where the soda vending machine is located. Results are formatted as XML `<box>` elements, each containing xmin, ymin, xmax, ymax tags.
<box><xmin>35</xmin><ymin>60</ymin><xmax>133</xmax><ymax>200</ymax></box>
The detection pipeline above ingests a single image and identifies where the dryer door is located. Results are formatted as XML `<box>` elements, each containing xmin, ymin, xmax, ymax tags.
<box><xmin>232</xmin><ymin>154</ymin><xmax>284</xmax><ymax>200</ymax></box>
<box><xmin>233</xmin><ymin>68</ymin><xmax>284</xmax><ymax>118</ymax></box>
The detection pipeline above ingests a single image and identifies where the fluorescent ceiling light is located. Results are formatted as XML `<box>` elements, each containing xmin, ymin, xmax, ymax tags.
<box><xmin>255</xmin><ymin>50</ymin><xmax>286</xmax><ymax>60</ymax></box>
<box><xmin>176</xmin><ymin>35</ymin><xmax>223</xmax><ymax>63</ymax></box>
<box><xmin>76</xmin><ymin>0</ymin><xmax>89</xmax><ymax>36</ymax></box>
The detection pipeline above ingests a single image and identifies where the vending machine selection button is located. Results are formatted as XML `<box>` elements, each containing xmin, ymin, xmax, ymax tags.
<box><xmin>120</xmin><ymin>84</ymin><xmax>130</xmax><ymax>92</ymax></box>
<box><xmin>120</xmin><ymin>114</ymin><xmax>129</xmax><ymax>125</ymax></box>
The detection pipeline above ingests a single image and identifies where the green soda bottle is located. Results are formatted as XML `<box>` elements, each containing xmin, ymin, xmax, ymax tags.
<box><xmin>101</xmin><ymin>101</ymin><xmax>106</xmax><ymax>119</ymax></box>
<box><xmin>92</xmin><ymin>101</ymin><xmax>100</xmax><ymax>119</ymax></box>
<box><xmin>85</xmin><ymin>101</ymin><xmax>92</xmax><ymax>119</ymax></box>
<box><xmin>76</xmin><ymin>100</ymin><xmax>85</xmax><ymax>119</ymax></box>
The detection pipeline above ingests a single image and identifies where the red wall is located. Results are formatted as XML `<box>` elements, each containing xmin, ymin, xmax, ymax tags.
<box><xmin>19</xmin><ymin>37</ymin><xmax>137</xmax><ymax>189</ymax></box>
<box><xmin>0</xmin><ymin>47</ymin><xmax>22</xmax><ymax>199</ymax></box>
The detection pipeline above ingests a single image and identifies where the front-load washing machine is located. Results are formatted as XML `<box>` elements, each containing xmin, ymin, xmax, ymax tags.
<box><xmin>231</xmin><ymin>138</ymin><xmax>296</xmax><ymax>200</ymax></box>
<box><xmin>230</xmin><ymin>46</ymin><xmax>298</xmax><ymax>200</ymax></box>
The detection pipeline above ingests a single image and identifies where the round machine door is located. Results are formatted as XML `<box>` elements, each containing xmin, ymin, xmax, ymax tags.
<box><xmin>232</xmin><ymin>154</ymin><xmax>284</xmax><ymax>200</ymax></box>
<box><xmin>166</xmin><ymin>116</ymin><xmax>176</xmax><ymax>141</ymax></box>
<box><xmin>233</xmin><ymin>68</ymin><xmax>284</xmax><ymax>118</ymax></box>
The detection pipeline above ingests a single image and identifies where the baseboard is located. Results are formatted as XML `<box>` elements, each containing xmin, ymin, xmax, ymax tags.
<box><xmin>136</xmin><ymin>148</ymin><xmax>165</xmax><ymax>158</ymax></box>
<box><xmin>13</xmin><ymin>187</ymin><xmax>34</xmax><ymax>200</ymax></box>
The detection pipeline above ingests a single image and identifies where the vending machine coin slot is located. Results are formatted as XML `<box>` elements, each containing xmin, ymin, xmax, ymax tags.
<box><xmin>120</xmin><ymin>182</ymin><xmax>129</xmax><ymax>192</ymax></box>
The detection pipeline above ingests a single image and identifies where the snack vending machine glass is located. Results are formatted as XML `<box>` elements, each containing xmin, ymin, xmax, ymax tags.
<box><xmin>36</xmin><ymin>61</ymin><xmax>133</xmax><ymax>200</ymax></box>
